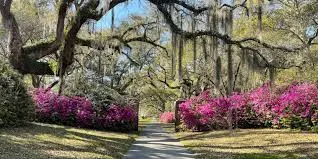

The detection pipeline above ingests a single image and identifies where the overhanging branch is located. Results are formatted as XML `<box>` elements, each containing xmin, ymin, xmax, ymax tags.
<box><xmin>154</xmin><ymin>2</ymin><xmax>315</xmax><ymax>54</ymax></box>
<box><xmin>148</xmin><ymin>0</ymin><xmax>209</xmax><ymax>15</ymax></box>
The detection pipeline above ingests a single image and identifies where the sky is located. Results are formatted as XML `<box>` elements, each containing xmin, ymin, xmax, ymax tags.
<box><xmin>94</xmin><ymin>0</ymin><xmax>239</xmax><ymax>30</ymax></box>
<box><xmin>95</xmin><ymin>0</ymin><xmax>148</xmax><ymax>29</ymax></box>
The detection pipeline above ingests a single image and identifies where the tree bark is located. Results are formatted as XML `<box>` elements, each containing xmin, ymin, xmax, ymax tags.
<box><xmin>31</xmin><ymin>75</ymin><xmax>41</xmax><ymax>88</ymax></box>
<box><xmin>178</xmin><ymin>18</ymin><xmax>184</xmax><ymax>84</ymax></box>
<box><xmin>171</xmin><ymin>32</ymin><xmax>177</xmax><ymax>79</ymax></box>
<box><xmin>215</xmin><ymin>56</ymin><xmax>222</xmax><ymax>89</ymax></box>
<box><xmin>192</xmin><ymin>16</ymin><xmax>197</xmax><ymax>73</ymax></box>
<box><xmin>202</xmin><ymin>37</ymin><xmax>208</xmax><ymax>62</ymax></box>
<box><xmin>211</xmin><ymin>1</ymin><xmax>218</xmax><ymax>64</ymax></box>
<box><xmin>269</xmin><ymin>66</ymin><xmax>275</xmax><ymax>88</ymax></box>
<box><xmin>225</xmin><ymin>8</ymin><xmax>234</xmax><ymax>130</ymax></box>
<box><xmin>211</xmin><ymin>1</ymin><xmax>220</xmax><ymax>94</ymax></box>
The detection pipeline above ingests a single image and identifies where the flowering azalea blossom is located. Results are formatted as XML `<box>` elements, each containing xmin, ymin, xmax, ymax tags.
<box><xmin>160</xmin><ymin>112</ymin><xmax>175</xmax><ymax>123</ymax></box>
<box><xmin>178</xmin><ymin>82</ymin><xmax>318</xmax><ymax>131</ymax></box>
<box><xmin>32</xmin><ymin>88</ymin><xmax>137</xmax><ymax>130</ymax></box>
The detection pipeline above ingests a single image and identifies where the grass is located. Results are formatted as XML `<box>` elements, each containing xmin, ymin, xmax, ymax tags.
<box><xmin>0</xmin><ymin>119</ymin><xmax>152</xmax><ymax>159</ymax></box>
<box><xmin>161</xmin><ymin>123</ymin><xmax>318</xmax><ymax>159</ymax></box>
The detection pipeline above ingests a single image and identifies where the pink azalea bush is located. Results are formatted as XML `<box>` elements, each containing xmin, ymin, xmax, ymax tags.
<box><xmin>160</xmin><ymin>112</ymin><xmax>175</xmax><ymax>123</ymax></box>
<box><xmin>249</xmin><ymin>83</ymin><xmax>276</xmax><ymax>120</ymax></box>
<box><xmin>179</xmin><ymin>82</ymin><xmax>318</xmax><ymax>131</ymax></box>
<box><xmin>32</xmin><ymin>88</ymin><xmax>137</xmax><ymax>131</ymax></box>
<box><xmin>273</xmin><ymin>82</ymin><xmax>318</xmax><ymax>128</ymax></box>
<box><xmin>33</xmin><ymin>88</ymin><xmax>93</xmax><ymax>127</ymax></box>
<box><xmin>179</xmin><ymin>91</ymin><xmax>230</xmax><ymax>131</ymax></box>
<box><xmin>98</xmin><ymin>104</ymin><xmax>137</xmax><ymax>131</ymax></box>
<box><xmin>229</xmin><ymin>92</ymin><xmax>263</xmax><ymax>128</ymax></box>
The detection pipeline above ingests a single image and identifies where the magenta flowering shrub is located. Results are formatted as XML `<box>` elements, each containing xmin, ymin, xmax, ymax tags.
<box><xmin>247</xmin><ymin>83</ymin><xmax>279</xmax><ymax>126</ymax></box>
<box><xmin>179</xmin><ymin>99</ymin><xmax>200</xmax><ymax>130</ymax></box>
<box><xmin>249</xmin><ymin>83</ymin><xmax>274</xmax><ymax>117</ymax></box>
<box><xmin>74</xmin><ymin>97</ymin><xmax>94</xmax><ymax>127</ymax></box>
<box><xmin>229</xmin><ymin>92</ymin><xmax>264</xmax><ymax>128</ymax></box>
<box><xmin>179</xmin><ymin>91</ymin><xmax>229</xmax><ymax>131</ymax></box>
<box><xmin>179</xmin><ymin>82</ymin><xmax>318</xmax><ymax>131</ymax></box>
<box><xmin>33</xmin><ymin>88</ymin><xmax>56</xmax><ymax>120</ymax></box>
<box><xmin>160</xmin><ymin>112</ymin><xmax>175</xmax><ymax>123</ymax></box>
<box><xmin>273</xmin><ymin>82</ymin><xmax>318</xmax><ymax>128</ymax></box>
<box><xmin>98</xmin><ymin>104</ymin><xmax>137</xmax><ymax>131</ymax></box>
<box><xmin>32</xmin><ymin>89</ymin><xmax>137</xmax><ymax>131</ymax></box>
<box><xmin>33</xmin><ymin>88</ymin><xmax>94</xmax><ymax>127</ymax></box>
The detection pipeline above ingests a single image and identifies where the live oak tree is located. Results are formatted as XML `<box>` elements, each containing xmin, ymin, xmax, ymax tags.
<box><xmin>1</xmin><ymin>0</ymin><xmax>318</xmax><ymax>97</ymax></box>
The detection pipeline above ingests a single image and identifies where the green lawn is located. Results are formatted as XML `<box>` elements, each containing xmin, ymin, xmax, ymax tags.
<box><xmin>0</xmin><ymin>119</ymin><xmax>151</xmax><ymax>159</ymax></box>
<box><xmin>161</xmin><ymin>123</ymin><xmax>318</xmax><ymax>159</ymax></box>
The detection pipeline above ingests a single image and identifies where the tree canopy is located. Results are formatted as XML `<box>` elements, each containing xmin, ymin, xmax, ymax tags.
<box><xmin>1</xmin><ymin>0</ymin><xmax>318</xmax><ymax>114</ymax></box>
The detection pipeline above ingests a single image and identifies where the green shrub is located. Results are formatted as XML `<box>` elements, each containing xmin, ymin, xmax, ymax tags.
<box><xmin>281</xmin><ymin>116</ymin><xmax>311</xmax><ymax>130</ymax></box>
<box><xmin>0</xmin><ymin>63</ymin><xmax>35</xmax><ymax>127</ymax></box>
<box><xmin>311</xmin><ymin>125</ymin><xmax>318</xmax><ymax>133</ymax></box>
